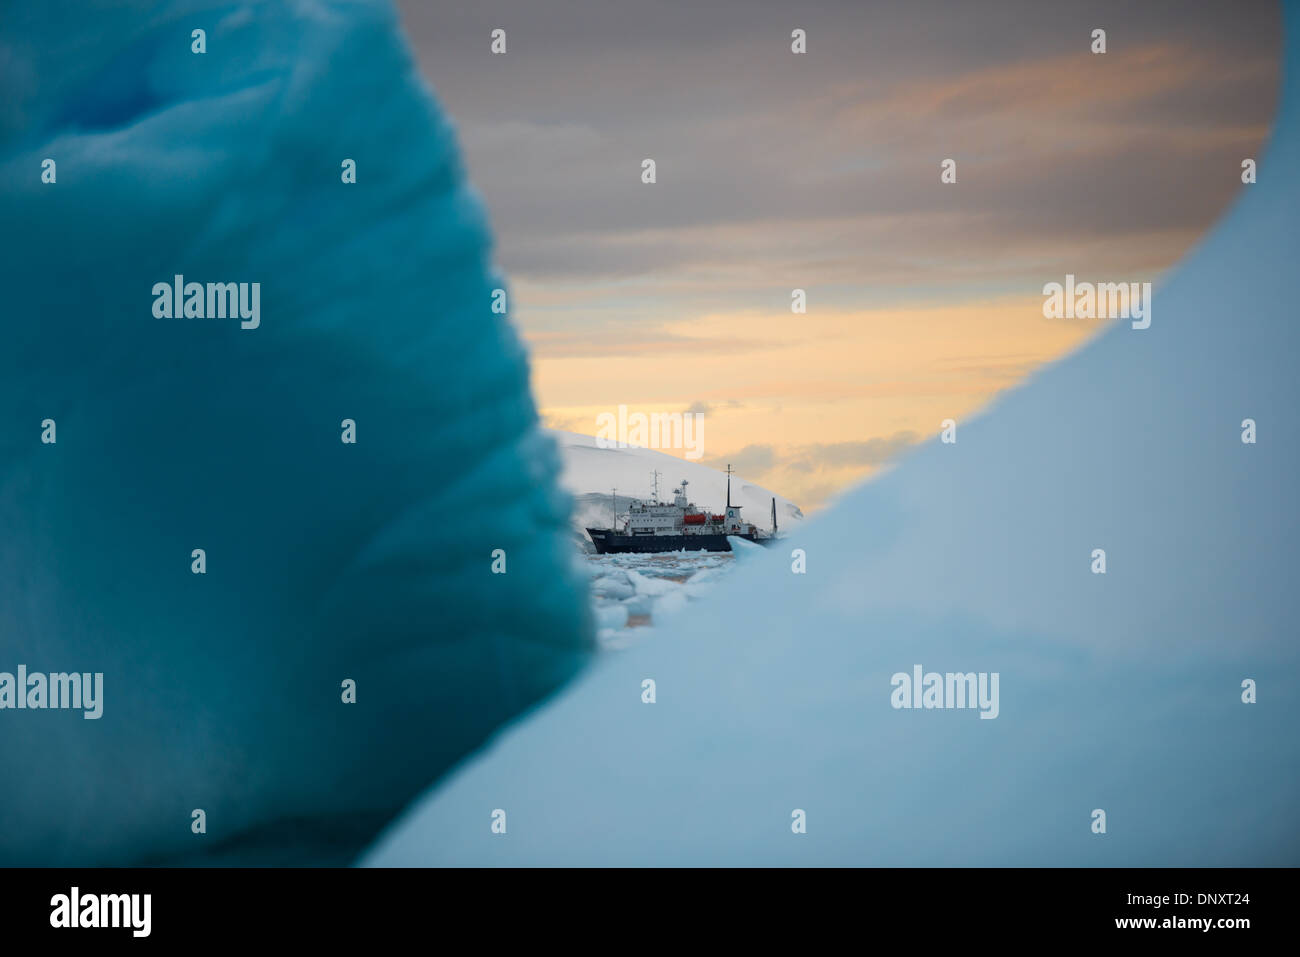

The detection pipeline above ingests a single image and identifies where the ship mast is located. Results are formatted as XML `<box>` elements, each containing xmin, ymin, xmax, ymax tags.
<box><xmin>611</xmin><ymin>486</ymin><xmax>617</xmax><ymax>527</ymax></box>
<box><xmin>725</xmin><ymin>463</ymin><xmax>733</xmax><ymax>509</ymax></box>
<box><xmin>650</xmin><ymin>469</ymin><xmax>661</xmax><ymax>504</ymax></box>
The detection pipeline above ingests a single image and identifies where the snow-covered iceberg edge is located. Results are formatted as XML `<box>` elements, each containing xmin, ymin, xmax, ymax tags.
<box><xmin>363</xmin><ymin>13</ymin><xmax>1300</xmax><ymax>866</ymax></box>
<box><xmin>0</xmin><ymin>0</ymin><xmax>591</xmax><ymax>864</ymax></box>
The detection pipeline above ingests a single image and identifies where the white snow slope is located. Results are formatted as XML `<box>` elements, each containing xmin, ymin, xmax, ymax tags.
<box><xmin>364</xmin><ymin>12</ymin><xmax>1300</xmax><ymax>866</ymax></box>
<box><xmin>548</xmin><ymin>430</ymin><xmax>804</xmax><ymax>550</ymax></box>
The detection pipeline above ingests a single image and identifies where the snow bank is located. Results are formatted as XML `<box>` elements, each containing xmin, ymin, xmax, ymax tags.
<box><xmin>0</xmin><ymin>1</ymin><xmax>591</xmax><ymax>864</ymax></box>
<box><xmin>363</xmin><ymin>15</ymin><xmax>1300</xmax><ymax>866</ymax></box>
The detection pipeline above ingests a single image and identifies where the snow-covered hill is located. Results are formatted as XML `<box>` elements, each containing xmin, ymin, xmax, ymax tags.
<box><xmin>363</xmin><ymin>14</ymin><xmax>1300</xmax><ymax>867</ymax></box>
<box><xmin>547</xmin><ymin>430</ymin><xmax>804</xmax><ymax>551</ymax></box>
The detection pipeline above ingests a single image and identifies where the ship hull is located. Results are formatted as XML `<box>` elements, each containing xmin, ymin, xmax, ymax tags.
<box><xmin>586</xmin><ymin>528</ymin><xmax>770</xmax><ymax>554</ymax></box>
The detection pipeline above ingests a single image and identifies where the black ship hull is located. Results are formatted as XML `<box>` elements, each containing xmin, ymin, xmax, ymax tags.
<box><xmin>586</xmin><ymin>528</ymin><xmax>770</xmax><ymax>554</ymax></box>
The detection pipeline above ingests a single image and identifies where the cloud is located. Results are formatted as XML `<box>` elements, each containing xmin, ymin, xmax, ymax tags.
<box><xmin>540</xmin><ymin>411</ymin><xmax>588</xmax><ymax>432</ymax></box>
<box><xmin>793</xmin><ymin>432</ymin><xmax>921</xmax><ymax>469</ymax></box>
<box><xmin>401</xmin><ymin>0</ymin><xmax>1278</xmax><ymax>295</ymax></box>
<box><xmin>701</xmin><ymin>430</ymin><xmax>919</xmax><ymax>490</ymax></box>
<box><xmin>703</xmin><ymin>444</ymin><xmax>777</xmax><ymax>476</ymax></box>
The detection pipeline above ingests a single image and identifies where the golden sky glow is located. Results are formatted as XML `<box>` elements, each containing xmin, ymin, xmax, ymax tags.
<box><xmin>534</xmin><ymin>298</ymin><xmax>1113</xmax><ymax>509</ymax></box>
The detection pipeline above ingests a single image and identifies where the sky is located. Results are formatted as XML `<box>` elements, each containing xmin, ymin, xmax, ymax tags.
<box><xmin>397</xmin><ymin>0</ymin><xmax>1280</xmax><ymax>510</ymax></box>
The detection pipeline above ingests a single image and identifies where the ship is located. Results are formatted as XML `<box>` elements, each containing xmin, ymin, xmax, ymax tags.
<box><xmin>585</xmin><ymin>465</ymin><xmax>780</xmax><ymax>554</ymax></box>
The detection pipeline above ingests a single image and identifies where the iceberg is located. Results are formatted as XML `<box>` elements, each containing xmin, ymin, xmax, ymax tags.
<box><xmin>0</xmin><ymin>0</ymin><xmax>591</xmax><ymax>864</ymax></box>
<box><xmin>363</xmin><ymin>10</ymin><xmax>1300</xmax><ymax>866</ymax></box>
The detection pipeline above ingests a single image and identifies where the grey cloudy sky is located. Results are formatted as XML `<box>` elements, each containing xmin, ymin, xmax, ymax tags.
<box><xmin>399</xmin><ymin>0</ymin><xmax>1277</xmax><ymax>297</ymax></box>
